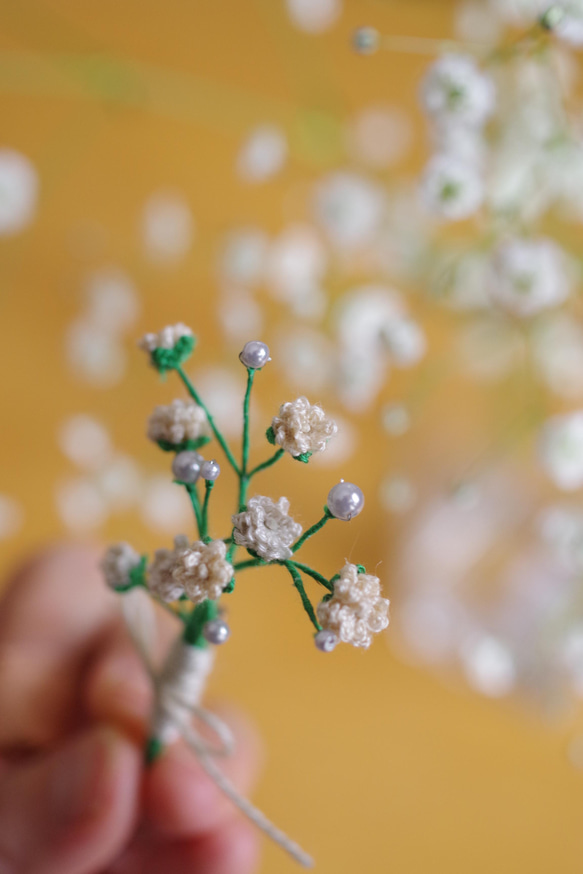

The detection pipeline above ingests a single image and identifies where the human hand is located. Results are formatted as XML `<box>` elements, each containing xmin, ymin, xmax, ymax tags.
<box><xmin>0</xmin><ymin>544</ymin><xmax>262</xmax><ymax>874</ymax></box>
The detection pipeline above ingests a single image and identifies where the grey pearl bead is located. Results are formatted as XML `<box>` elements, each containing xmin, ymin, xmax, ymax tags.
<box><xmin>314</xmin><ymin>630</ymin><xmax>338</xmax><ymax>652</ymax></box>
<box><xmin>327</xmin><ymin>480</ymin><xmax>365</xmax><ymax>521</ymax></box>
<box><xmin>239</xmin><ymin>340</ymin><xmax>271</xmax><ymax>370</ymax></box>
<box><xmin>203</xmin><ymin>618</ymin><xmax>231</xmax><ymax>645</ymax></box>
<box><xmin>200</xmin><ymin>459</ymin><xmax>221</xmax><ymax>481</ymax></box>
<box><xmin>352</xmin><ymin>27</ymin><xmax>379</xmax><ymax>55</ymax></box>
<box><xmin>172</xmin><ymin>451</ymin><xmax>202</xmax><ymax>483</ymax></box>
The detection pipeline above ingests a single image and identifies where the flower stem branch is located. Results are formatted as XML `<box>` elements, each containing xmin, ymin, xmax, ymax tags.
<box><xmin>185</xmin><ymin>483</ymin><xmax>203</xmax><ymax>537</ymax></box>
<box><xmin>176</xmin><ymin>365</ymin><xmax>240</xmax><ymax>475</ymax></box>
<box><xmin>283</xmin><ymin>561</ymin><xmax>321</xmax><ymax>632</ymax></box>
<box><xmin>248</xmin><ymin>448</ymin><xmax>285</xmax><ymax>478</ymax></box>
<box><xmin>289</xmin><ymin>561</ymin><xmax>333</xmax><ymax>591</ymax></box>
<box><xmin>292</xmin><ymin>507</ymin><xmax>333</xmax><ymax>553</ymax></box>
<box><xmin>201</xmin><ymin>480</ymin><xmax>214</xmax><ymax>540</ymax></box>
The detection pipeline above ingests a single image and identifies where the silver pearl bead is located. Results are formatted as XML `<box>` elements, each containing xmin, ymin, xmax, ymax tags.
<box><xmin>200</xmin><ymin>459</ymin><xmax>221</xmax><ymax>481</ymax></box>
<box><xmin>239</xmin><ymin>340</ymin><xmax>271</xmax><ymax>370</ymax></box>
<box><xmin>172</xmin><ymin>451</ymin><xmax>202</xmax><ymax>483</ymax></box>
<box><xmin>327</xmin><ymin>480</ymin><xmax>365</xmax><ymax>521</ymax></box>
<box><xmin>203</xmin><ymin>618</ymin><xmax>231</xmax><ymax>645</ymax></box>
<box><xmin>315</xmin><ymin>630</ymin><xmax>338</xmax><ymax>652</ymax></box>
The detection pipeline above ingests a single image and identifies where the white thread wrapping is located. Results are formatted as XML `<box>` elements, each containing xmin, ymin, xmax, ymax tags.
<box><xmin>151</xmin><ymin>639</ymin><xmax>215</xmax><ymax>744</ymax></box>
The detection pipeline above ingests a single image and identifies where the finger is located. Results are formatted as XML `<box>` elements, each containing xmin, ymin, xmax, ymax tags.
<box><xmin>0</xmin><ymin>544</ymin><xmax>117</xmax><ymax>750</ymax></box>
<box><xmin>143</xmin><ymin>704</ymin><xmax>263</xmax><ymax>838</ymax></box>
<box><xmin>83</xmin><ymin>623</ymin><xmax>153</xmax><ymax>745</ymax></box>
<box><xmin>0</xmin><ymin>724</ymin><xmax>140</xmax><ymax>874</ymax></box>
<box><xmin>107</xmin><ymin>819</ymin><xmax>260</xmax><ymax>874</ymax></box>
<box><xmin>83</xmin><ymin>601</ymin><xmax>182</xmax><ymax>744</ymax></box>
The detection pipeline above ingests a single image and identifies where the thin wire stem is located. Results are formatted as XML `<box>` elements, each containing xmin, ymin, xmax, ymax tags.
<box><xmin>289</xmin><ymin>561</ymin><xmax>333</xmax><ymax>592</ymax></box>
<box><xmin>185</xmin><ymin>483</ymin><xmax>203</xmax><ymax>537</ymax></box>
<box><xmin>292</xmin><ymin>508</ymin><xmax>333</xmax><ymax>554</ymax></box>
<box><xmin>248</xmin><ymin>448</ymin><xmax>285</xmax><ymax>478</ymax></box>
<box><xmin>201</xmin><ymin>480</ymin><xmax>214</xmax><ymax>539</ymax></box>
<box><xmin>176</xmin><ymin>366</ymin><xmax>240</xmax><ymax>475</ymax></box>
<box><xmin>234</xmin><ymin>558</ymin><xmax>264</xmax><ymax>571</ymax></box>
<box><xmin>238</xmin><ymin>368</ymin><xmax>255</xmax><ymax>510</ymax></box>
<box><xmin>283</xmin><ymin>562</ymin><xmax>321</xmax><ymax>632</ymax></box>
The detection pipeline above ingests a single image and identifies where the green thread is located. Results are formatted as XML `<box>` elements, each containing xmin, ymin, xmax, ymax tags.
<box><xmin>145</xmin><ymin>735</ymin><xmax>165</xmax><ymax>765</ymax></box>
<box><xmin>176</xmin><ymin>366</ymin><xmax>240</xmax><ymax>475</ymax></box>
<box><xmin>249</xmin><ymin>448</ymin><xmax>285</xmax><ymax>477</ymax></box>
<box><xmin>201</xmin><ymin>480</ymin><xmax>214</xmax><ymax>539</ymax></box>
<box><xmin>183</xmin><ymin>599</ymin><xmax>218</xmax><ymax>646</ymax></box>
<box><xmin>292</xmin><ymin>507</ymin><xmax>333</xmax><ymax>553</ymax></box>
<box><xmin>114</xmin><ymin>555</ymin><xmax>147</xmax><ymax>592</ymax></box>
<box><xmin>289</xmin><ymin>561</ymin><xmax>333</xmax><ymax>591</ymax></box>
<box><xmin>184</xmin><ymin>482</ymin><xmax>203</xmax><ymax>536</ymax></box>
<box><xmin>238</xmin><ymin>368</ymin><xmax>255</xmax><ymax>510</ymax></box>
<box><xmin>151</xmin><ymin>335</ymin><xmax>195</xmax><ymax>374</ymax></box>
<box><xmin>283</xmin><ymin>561</ymin><xmax>322</xmax><ymax>632</ymax></box>
<box><xmin>293</xmin><ymin>451</ymin><xmax>312</xmax><ymax>464</ymax></box>
<box><xmin>266</xmin><ymin>425</ymin><xmax>276</xmax><ymax>445</ymax></box>
<box><xmin>156</xmin><ymin>435</ymin><xmax>210</xmax><ymax>453</ymax></box>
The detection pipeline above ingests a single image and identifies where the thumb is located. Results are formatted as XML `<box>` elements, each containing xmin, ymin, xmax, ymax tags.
<box><xmin>0</xmin><ymin>725</ymin><xmax>140</xmax><ymax>874</ymax></box>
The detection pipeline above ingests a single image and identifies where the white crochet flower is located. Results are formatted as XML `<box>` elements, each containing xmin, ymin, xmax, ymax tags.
<box><xmin>488</xmin><ymin>237</ymin><xmax>570</xmax><ymax>316</ymax></box>
<box><xmin>101</xmin><ymin>542</ymin><xmax>142</xmax><ymax>590</ymax></box>
<box><xmin>317</xmin><ymin>562</ymin><xmax>390</xmax><ymax>649</ymax></box>
<box><xmin>147</xmin><ymin>534</ymin><xmax>190</xmax><ymax>602</ymax></box>
<box><xmin>172</xmin><ymin>539</ymin><xmax>234</xmax><ymax>604</ymax></box>
<box><xmin>271</xmin><ymin>396</ymin><xmax>337</xmax><ymax>457</ymax></box>
<box><xmin>138</xmin><ymin>322</ymin><xmax>193</xmax><ymax>352</ymax></box>
<box><xmin>421</xmin><ymin>54</ymin><xmax>495</xmax><ymax>129</ymax></box>
<box><xmin>539</xmin><ymin>411</ymin><xmax>583</xmax><ymax>491</ymax></box>
<box><xmin>232</xmin><ymin>496</ymin><xmax>302</xmax><ymax>561</ymax></box>
<box><xmin>420</xmin><ymin>154</ymin><xmax>484</xmax><ymax>221</ymax></box>
<box><xmin>147</xmin><ymin>399</ymin><xmax>208</xmax><ymax>446</ymax></box>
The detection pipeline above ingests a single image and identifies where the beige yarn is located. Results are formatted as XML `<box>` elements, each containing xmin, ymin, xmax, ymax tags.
<box><xmin>173</xmin><ymin>539</ymin><xmax>234</xmax><ymax>604</ymax></box>
<box><xmin>147</xmin><ymin>399</ymin><xmax>208</xmax><ymax>445</ymax></box>
<box><xmin>317</xmin><ymin>562</ymin><xmax>389</xmax><ymax>649</ymax></box>
<box><xmin>147</xmin><ymin>535</ymin><xmax>190</xmax><ymax>602</ymax></box>
<box><xmin>139</xmin><ymin>322</ymin><xmax>193</xmax><ymax>352</ymax></box>
<box><xmin>271</xmin><ymin>396</ymin><xmax>337</xmax><ymax>457</ymax></box>
<box><xmin>101</xmin><ymin>542</ymin><xmax>142</xmax><ymax>589</ymax></box>
<box><xmin>232</xmin><ymin>495</ymin><xmax>302</xmax><ymax>561</ymax></box>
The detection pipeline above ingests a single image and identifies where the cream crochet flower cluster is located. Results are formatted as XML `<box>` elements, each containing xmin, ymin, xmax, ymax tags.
<box><xmin>101</xmin><ymin>542</ymin><xmax>142</xmax><ymax>589</ymax></box>
<box><xmin>232</xmin><ymin>495</ymin><xmax>302</xmax><ymax>561</ymax></box>
<box><xmin>271</xmin><ymin>396</ymin><xmax>337</xmax><ymax>457</ymax></box>
<box><xmin>173</xmin><ymin>539</ymin><xmax>234</xmax><ymax>603</ymax></box>
<box><xmin>147</xmin><ymin>399</ymin><xmax>208</xmax><ymax>445</ymax></box>
<box><xmin>147</xmin><ymin>535</ymin><xmax>190</xmax><ymax>602</ymax></box>
<box><xmin>317</xmin><ymin>562</ymin><xmax>389</xmax><ymax>649</ymax></box>
<box><xmin>139</xmin><ymin>322</ymin><xmax>193</xmax><ymax>352</ymax></box>
<box><xmin>148</xmin><ymin>535</ymin><xmax>233</xmax><ymax>604</ymax></box>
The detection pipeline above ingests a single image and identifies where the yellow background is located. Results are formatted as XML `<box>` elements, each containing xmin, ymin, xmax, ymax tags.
<box><xmin>1</xmin><ymin>1</ymin><xmax>583</xmax><ymax>871</ymax></box>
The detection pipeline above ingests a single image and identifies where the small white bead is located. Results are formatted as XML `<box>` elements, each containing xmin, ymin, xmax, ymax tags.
<box><xmin>239</xmin><ymin>340</ymin><xmax>271</xmax><ymax>370</ymax></box>
<box><xmin>327</xmin><ymin>480</ymin><xmax>365</xmax><ymax>521</ymax></box>
<box><xmin>203</xmin><ymin>618</ymin><xmax>231</xmax><ymax>645</ymax></box>
<box><xmin>314</xmin><ymin>629</ymin><xmax>338</xmax><ymax>652</ymax></box>
<box><xmin>200</xmin><ymin>459</ymin><xmax>221</xmax><ymax>481</ymax></box>
<box><xmin>172</xmin><ymin>451</ymin><xmax>202</xmax><ymax>483</ymax></box>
